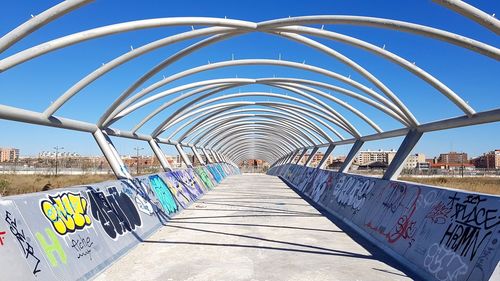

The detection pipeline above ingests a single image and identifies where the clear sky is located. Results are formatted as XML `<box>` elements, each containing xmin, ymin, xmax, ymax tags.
<box><xmin>0</xmin><ymin>0</ymin><xmax>498</xmax><ymax>159</ymax></box>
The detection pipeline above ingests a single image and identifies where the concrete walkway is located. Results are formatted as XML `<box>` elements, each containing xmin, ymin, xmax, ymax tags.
<box><xmin>94</xmin><ymin>174</ymin><xmax>413</xmax><ymax>281</ymax></box>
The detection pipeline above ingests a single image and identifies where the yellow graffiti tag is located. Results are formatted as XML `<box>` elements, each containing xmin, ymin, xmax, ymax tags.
<box><xmin>41</xmin><ymin>192</ymin><xmax>92</xmax><ymax>235</ymax></box>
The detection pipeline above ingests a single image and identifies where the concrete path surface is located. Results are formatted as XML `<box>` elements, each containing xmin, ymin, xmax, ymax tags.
<box><xmin>94</xmin><ymin>174</ymin><xmax>415</xmax><ymax>281</ymax></box>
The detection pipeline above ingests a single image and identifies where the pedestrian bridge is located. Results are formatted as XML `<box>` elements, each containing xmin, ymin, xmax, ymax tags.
<box><xmin>0</xmin><ymin>1</ymin><xmax>499</xmax><ymax>280</ymax></box>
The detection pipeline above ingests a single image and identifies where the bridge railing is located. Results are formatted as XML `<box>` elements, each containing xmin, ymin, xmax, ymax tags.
<box><xmin>0</xmin><ymin>162</ymin><xmax>239</xmax><ymax>281</ymax></box>
<box><xmin>268</xmin><ymin>164</ymin><xmax>500</xmax><ymax>281</ymax></box>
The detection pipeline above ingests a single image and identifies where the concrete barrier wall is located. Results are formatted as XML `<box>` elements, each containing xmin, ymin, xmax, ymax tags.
<box><xmin>0</xmin><ymin>163</ymin><xmax>239</xmax><ymax>281</ymax></box>
<box><xmin>268</xmin><ymin>164</ymin><xmax>500</xmax><ymax>281</ymax></box>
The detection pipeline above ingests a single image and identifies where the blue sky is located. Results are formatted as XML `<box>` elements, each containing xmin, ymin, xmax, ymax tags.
<box><xmin>0</xmin><ymin>0</ymin><xmax>498</xmax><ymax>159</ymax></box>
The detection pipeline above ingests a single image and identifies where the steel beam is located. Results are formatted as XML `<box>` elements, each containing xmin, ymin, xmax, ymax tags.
<box><xmin>317</xmin><ymin>144</ymin><xmax>336</xmax><ymax>169</ymax></box>
<box><xmin>304</xmin><ymin>147</ymin><xmax>320</xmax><ymax>167</ymax></box>
<box><xmin>148</xmin><ymin>139</ymin><xmax>172</xmax><ymax>172</ymax></box>
<box><xmin>338</xmin><ymin>139</ymin><xmax>364</xmax><ymax>173</ymax></box>
<box><xmin>383</xmin><ymin>129</ymin><xmax>424</xmax><ymax>180</ymax></box>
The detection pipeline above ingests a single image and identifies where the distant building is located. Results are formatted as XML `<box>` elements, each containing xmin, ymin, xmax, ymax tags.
<box><xmin>470</xmin><ymin>150</ymin><xmax>500</xmax><ymax>169</ymax></box>
<box><xmin>38</xmin><ymin>151</ymin><xmax>80</xmax><ymax>158</ymax></box>
<box><xmin>438</xmin><ymin>152</ymin><xmax>468</xmax><ymax>164</ymax></box>
<box><xmin>294</xmin><ymin>151</ymin><xmax>333</xmax><ymax>166</ymax></box>
<box><xmin>0</xmin><ymin>147</ymin><xmax>20</xmax><ymax>162</ymax></box>
<box><xmin>403</xmin><ymin>153</ymin><xmax>426</xmax><ymax>170</ymax></box>
<box><xmin>355</xmin><ymin>149</ymin><xmax>396</xmax><ymax>165</ymax></box>
<box><xmin>430</xmin><ymin>162</ymin><xmax>475</xmax><ymax>171</ymax></box>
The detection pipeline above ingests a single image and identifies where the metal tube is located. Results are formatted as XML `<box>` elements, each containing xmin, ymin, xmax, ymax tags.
<box><xmin>148</xmin><ymin>139</ymin><xmax>172</xmax><ymax>172</ymax></box>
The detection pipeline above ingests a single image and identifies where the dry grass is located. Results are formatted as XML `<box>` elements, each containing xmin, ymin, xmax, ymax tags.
<box><xmin>0</xmin><ymin>174</ymin><xmax>116</xmax><ymax>197</ymax></box>
<box><xmin>399</xmin><ymin>177</ymin><xmax>500</xmax><ymax>195</ymax></box>
<box><xmin>1</xmin><ymin>174</ymin><xmax>498</xmax><ymax>197</ymax></box>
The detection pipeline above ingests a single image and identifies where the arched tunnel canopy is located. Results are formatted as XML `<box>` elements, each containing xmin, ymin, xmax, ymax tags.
<box><xmin>0</xmin><ymin>0</ymin><xmax>499</xmax><ymax>177</ymax></box>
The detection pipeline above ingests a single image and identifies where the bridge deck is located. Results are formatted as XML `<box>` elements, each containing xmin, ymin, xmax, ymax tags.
<box><xmin>94</xmin><ymin>174</ymin><xmax>413</xmax><ymax>281</ymax></box>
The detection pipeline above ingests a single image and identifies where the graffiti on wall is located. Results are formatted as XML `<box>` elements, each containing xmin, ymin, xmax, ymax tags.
<box><xmin>149</xmin><ymin>175</ymin><xmax>178</xmax><ymax>214</ymax></box>
<box><xmin>424</xmin><ymin>243</ymin><xmax>468</xmax><ymax>281</ymax></box>
<box><xmin>5</xmin><ymin>210</ymin><xmax>41</xmax><ymax>275</ymax></box>
<box><xmin>35</xmin><ymin>228</ymin><xmax>67</xmax><ymax>268</ymax></box>
<box><xmin>176</xmin><ymin>170</ymin><xmax>203</xmax><ymax>197</ymax></box>
<box><xmin>71</xmin><ymin>234</ymin><xmax>94</xmax><ymax>261</ymax></box>
<box><xmin>195</xmin><ymin>167</ymin><xmax>214</xmax><ymax>190</ymax></box>
<box><xmin>40</xmin><ymin>192</ymin><xmax>92</xmax><ymax>236</ymax></box>
<box><xmin>86</xmin><ymin>186</ymin><xmax>142</xmax><ymax>239</ymax></box>
<box><xmin>439</xmin><ymin>193</ymin><xmax>499</xmax><ymax>261</ymax></box>
<box><xmin>121</xmin><ymin>180</ymin><xmax>155</xmax><ymax>216</ymax></box>
<box><xmin>166</xmin><ymin>173</ymin><xmax>197</xmax><ymax>202</ymax></box>
<box><xmin>0</xmin><ymin>230</ymin><xmax>5</xmax><ymax>246</ymax></box>
<box><xmin>325</xmin><ymin>174</ymin><xmax>375</xmax><ymax>213</ymax></box>
<box><xmin>365</xmin><ymin>182</ymin><xmax>420</xmax><ymax>246</ymax></box>
<box><xmin>306</xmin><ymin>170</ymin><xmax>334</xmax><ymax>202</ymax></box>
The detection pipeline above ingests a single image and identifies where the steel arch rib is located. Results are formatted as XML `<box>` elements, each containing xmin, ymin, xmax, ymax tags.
<box><xmin>126</xmin><ymin>78</ymin><xmax>395</xmax><ymax>134</ymax></box>
<box><xmin>196</xmin><ymin>124</ymin><xmax>310</xmax><ymax>149</ymax></box>
<box><xmin>221</xmin><ymin>140</ymin><xmax>288</xmax><ymax>157</ymax></box>
<box><xmin>166</xmin><ymin>105</ymin><xmax>336</xmax><ymax>143</ymax></box>
<box><xmin>176</xmin><ymin>108</ymin><xmax>333</xmax><ymax>142</ymax></box>
<box><xmin>176</xmin><ymin>111</ymin><xmax>333</xmax><ymax>144</ymax></box>
<box><xmin>215</xmin><ymin>134</ymin><xmax>298</xmax><ymax>154</ymax></box>
<box><xmin>197</xmin><ymin>124</ymin><xmax>309</xmax><ymax>148</ymax></box>
<box><xmin>221</xmin><ymin>142</ymin><xmax>288</xmax><ymax>159</ymax></box>
<box><xmin>150</xmin><ymin>100</ymin><xmax>346</xmax><ymax>142</ymax></box>
<box><xmin>151</xmin><ymin>91</ymin><xmax>358</xmax><ymax>138</ymax></box>
<box><xmin>204</xmin><ymin>128</ymin><xmax>303</xmax><ymax>151</ymax></box>
<box><xmin>107</xmin><ymin>59</ymin><xmax>405</xmax><ymax>127</ymax></box>
<box><xmin>190</xmin><ymin>118</ymin><xmax>320</xmax><ymax>147</ymax></box>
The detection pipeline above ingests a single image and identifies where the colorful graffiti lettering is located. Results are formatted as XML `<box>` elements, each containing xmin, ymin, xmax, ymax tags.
<box><xmin>365</xmin><ymin>182</ymin><xmax>420</xmax><ymax>245</ymax></box>
<box><xmin>440</xmin><ymin>193</ymin><xmax>499</xmax><ymax>261</ymax></box>
<box><xmin>0</xmin><ymin>231</ymin><xmax>5</xmax><ymax>246</ymax></box>
<box><xmin>35</xmin><ymin>227</ymin><xmax>67</xmax><ymax>268</ymax></box>
<box><xmin>40</xmin><ymin>192</ymin><xmax>92</xmax><ymax>235</ymax></box>
<box><xmin>5</xmin><ymin>210</ymin><xmax>41</xmax><ymax>275</ymax></box>
<box><xmin>177</xmin><ymin>170</ymin><xmax>203</xmax><ymax>197</ymax></box>
<box><xmin>86</xmin><ymin>186</ymin><xmax>142</xmax><ymax>239</ymax></box>
<box><xmin>71</xmin><ymin>234</ymin><xmax>94</xmax><ymax>261</ymax></box>
<box><xmin>149</xmin><ymin>175</ymin><xmax>178</xmax><ymax>214</ymax></box>
<box><xmin>424</xmin><ymin>243</ymin><xmax>468</xmax><ymax>281</ymax></box>
<box><xmin>332</xmin><ymin>174</ymin><xmax>375</xmax><ymax>213</ymax></box>
<box><xmin>195</xmin><ymin>167</ymin><xmax>214</xmax><ymax>190</ymax></box>
<box><xmin>426</xmin><ymin>201</ymin><xmax>453</xmax><ymax>224</ymax></box>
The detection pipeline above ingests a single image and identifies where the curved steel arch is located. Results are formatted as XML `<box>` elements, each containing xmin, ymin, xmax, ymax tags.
<box><xmin>152</xmin><ymin>100</ymin><xmax>346</xmax><ymax>142</ymax></box>
<box><xmin>125</xmin><ymin>78</ymin><xmax>390</xmax><ymax>138</ymax></box>
<box><xmin>189</xmin><ymin>118</ymin><xmax>320</xmax><ymax>147</ymax></box>
<box><xmin>106</xmin><ymin>59</ymin><xmax>407</xmax><ymax>128</ymax></box>
<box><xmin>166</xmin><ymin>105</ymin><xmax>336</xmax><ymax>143</ymax></box>
<box><xmin>181</xmin><ymin>107</ymin><xmax>334</xmax><ymax>143</ymax></box>
<box><xmin>178</xmin><ymin>112</ymin><xmax>332</xmax><ymax>144</ymax></box>
<box><xmin>0</xmin><ymin>3</ymin><xmax>498</xmax><ymax>173</ymax></box>
<box><xmin>151</xmin><ymin>91</ymin><xmax>359</xmax><ymax>138</ymax></box>
<box><xmin>214</xmin><ymin>132</ymin><xmax>297</xmax><ymax>153</ymax></box>
<box><xmin>196</xmin><ymin>124</ymin><xmax>310</xmax><ymax>150</ymax></box>
<box><xmin>203</xmin><ymin>128</ymin><xmax>304</xmax><ymax>152</ymax></box>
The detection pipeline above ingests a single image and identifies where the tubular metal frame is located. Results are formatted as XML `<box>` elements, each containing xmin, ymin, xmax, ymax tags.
<box><xmin>0</xmin><ymin>2</ymin><xmax>498</xmax><ymax>179</ymax></box>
